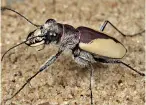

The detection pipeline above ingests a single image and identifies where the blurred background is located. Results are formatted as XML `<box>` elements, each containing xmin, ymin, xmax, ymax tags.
<box><xmin>1</xmin><ymin>0</ymin><xmax>145</xmax><ymax>105</ymax></box>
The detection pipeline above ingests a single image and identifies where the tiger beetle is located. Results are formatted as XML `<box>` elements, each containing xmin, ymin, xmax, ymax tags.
<box><xmin>1</xmin><ymin>7</ymin><xmax>145</xmax><ymax>105</ymax></box>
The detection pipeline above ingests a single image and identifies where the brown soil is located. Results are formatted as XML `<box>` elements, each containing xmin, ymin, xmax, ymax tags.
<box><xmin>1</xmin><ymin>0</ymin><xmax>145</xmax><ymax>105</ymax></box>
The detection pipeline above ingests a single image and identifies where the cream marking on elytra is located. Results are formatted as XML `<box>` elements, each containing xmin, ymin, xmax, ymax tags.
<box><xmin>79</xmin><ymin>39</ymin><xmax>126</xmax><ymax>58</ymax></box>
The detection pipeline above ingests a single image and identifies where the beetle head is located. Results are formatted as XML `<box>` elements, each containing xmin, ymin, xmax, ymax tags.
<box><xmin>25</xmin><ymin>19</ymin><xmax>62</xmax><ymax>47</ymax></box>
<box><xmin>2</xmin><ymin>19</ymin><xmax>63</xmax><ymax>61</ymax></box>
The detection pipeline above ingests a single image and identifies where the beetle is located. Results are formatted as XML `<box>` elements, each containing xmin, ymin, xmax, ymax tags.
<box><xmin>1</xmin><ymin>7</ymin><xmax>145</xmax><ymax>105</ymax></box>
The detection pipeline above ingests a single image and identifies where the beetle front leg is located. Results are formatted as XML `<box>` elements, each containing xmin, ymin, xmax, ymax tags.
<box><xmin>5</xmin><ymin>51</ymin><xmax>62</xmax><ymax>102</ymax></box>
<box><xmin>100</xmin><ymin>20</ymin><xmax>145</xmax><ymax>36</ymax></box>
<box><xmin>39</xmin><ymin>51</ymin><xmax>62</xmax><ymax>71</ymax></box>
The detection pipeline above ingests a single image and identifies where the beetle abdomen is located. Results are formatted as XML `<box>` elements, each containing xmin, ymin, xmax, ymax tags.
<box><xmin>77</xmin><ymin>26</ymin><xmax>127</xmax><ymax>58</ymax></box>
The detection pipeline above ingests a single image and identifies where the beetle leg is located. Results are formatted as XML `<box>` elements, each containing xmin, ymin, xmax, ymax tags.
<box><xmin>5</xmin><ymin>51</ymin><xmax>62</xmax><ymax>101</ymax></box>
<box><xmin>88</xmin><ymin>63</ymin><xmax>94</xmax><ymax>105</ymax></box>
<box><xmin>39</xmin><ymin>51</ymin><xmax>62</xmax><ymax>71</ymax></box>
<box><xmin>73</xmin><ymin>57</ymin><xmax>94</xmax><ymax>105</ymax></box>
<box><xmin>95</xmin><ymin>58</ymin><xmax>145</xmax><ymax>76</ymax></box>
<box><xmin>100</xmin><ymin>20</ymin><xmax>145</xmax><ymax>36</ymax></box>
<box><xmin>72</xmin><ymin>48</ymin><xmax>95</xmax><ymax>104</ymax></box>
<box><xmin>73</xmin><ymin>56</ymin><xmax>94</xmax><ymax>105</ymax></box>
<box><xmin>72</xmin><ymin>48</ymin><xmax>95</xmax><ymax>66</ymax></box>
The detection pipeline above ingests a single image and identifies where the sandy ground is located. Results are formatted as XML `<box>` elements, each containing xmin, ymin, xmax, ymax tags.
<box><xmin>1</xmin><ymin>0</ymin><xmax>145</xmax><ymax>105</ymax></box>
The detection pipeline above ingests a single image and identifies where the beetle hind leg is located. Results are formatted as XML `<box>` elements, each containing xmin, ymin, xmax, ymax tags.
<box><xmin>100</xmin><ymin>20</ymin><xmax>145</xmax><ymax>37</ymax></box>
<box><xmin>95</xmin><ymin>58</ymin><xmax>145</xmax><ymax>76</ymax></box>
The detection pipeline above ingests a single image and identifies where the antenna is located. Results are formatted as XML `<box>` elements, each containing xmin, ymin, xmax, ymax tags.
<box><xmin>1</xmin><ymin>7</ymin><xmax>40</xmax><ymax>27</ymax></box>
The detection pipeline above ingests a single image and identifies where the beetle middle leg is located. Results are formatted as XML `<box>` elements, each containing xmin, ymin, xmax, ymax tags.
<box><xmin>89</xmin><ymin>63</ymin><xmax>94</xmax><ymax>105</ymax></box>
<box><xmin>72</xmin><ymin>48</ymin><xmax>96</xmax><ymax>105</ymax></box>
<box><xmin>100</xmin><ymin>20</ymin><xmax>145</xmax><ymax>36</ymax></box>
